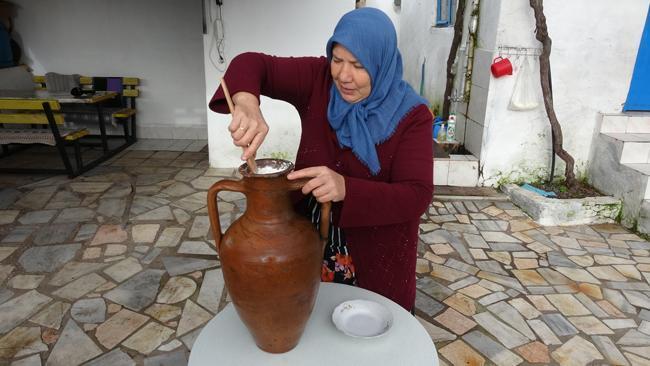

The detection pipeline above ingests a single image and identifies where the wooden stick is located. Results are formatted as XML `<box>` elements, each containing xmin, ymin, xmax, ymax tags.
<box><xmin>221</xmin><ymin>78</ymin><xmax>257</xmax><ymax>173</ymax></box>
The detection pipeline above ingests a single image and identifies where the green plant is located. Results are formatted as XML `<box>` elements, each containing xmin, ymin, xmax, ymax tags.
<box><xmin>267</xmin><ymin>151</ymin><xmax>291</xmax><ymax>161</ymax></box>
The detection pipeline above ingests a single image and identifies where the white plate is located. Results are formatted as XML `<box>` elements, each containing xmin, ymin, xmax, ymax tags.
<box><xmin>332</xmin><ymin>299</ymin><xmax>393</xmax><ymax>338</ymax></box>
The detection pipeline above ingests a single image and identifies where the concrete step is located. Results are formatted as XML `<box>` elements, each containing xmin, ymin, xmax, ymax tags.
<box><xmin>434</xmin><ymin>154</ymin><xmax>479</xmax><ymax>187</ymax></box>
<box><xmin>601</xmin><ymin>113</ymin><xmax>650</xmax><ymax>134</ymax></box>
<box><xmin>588</xmin><ymin>132</ymin><xmax>650</xmax><ymax>229</ymax></box>
<box><xmin>602</xmin><ymin>133</ymin><xmax>650</xmax><ymax>163</ymax></box>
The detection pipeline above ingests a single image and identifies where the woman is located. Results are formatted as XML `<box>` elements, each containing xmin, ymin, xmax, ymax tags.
<box><xmin>209</xmin><ymin>7</ymin><xmax>433</xmax><ymax>311</ymax></box>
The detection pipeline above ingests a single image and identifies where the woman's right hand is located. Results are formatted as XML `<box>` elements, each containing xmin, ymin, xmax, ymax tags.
<box><xmin>228</xmin><ymin>91</ymin><xmax>269</xmax><ymax>161</ymax></box>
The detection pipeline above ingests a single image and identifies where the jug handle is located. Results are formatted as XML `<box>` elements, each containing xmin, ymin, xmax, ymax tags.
<box><xmin>207</xmin><ymin>179</ymin><xmax>246</xmax><ymax>253</ymax></box>
<box><xmin>288</xmin><ymin>178</ymin><xmax>332</xmax><ymax>242</ymax></box>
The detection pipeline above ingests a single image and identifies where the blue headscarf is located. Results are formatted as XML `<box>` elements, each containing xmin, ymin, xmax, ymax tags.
<box><xmin>326</xmin><ymin>7</ymin><xmax>426</xmax><ymax>175</ymax></box>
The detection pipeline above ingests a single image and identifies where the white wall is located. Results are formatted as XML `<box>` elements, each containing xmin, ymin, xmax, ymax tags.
<box><xmin>479</xmin><ymin>0</ymin><xmax>650</xmax><ymax>185</ymax></box>
<box><xmin>399</xmin><ymin>0</ymin><xmax>453</xmax><ymax>111</ymax></box>
<box><xmin>204</xmin><ymin>0</ymin><xmax>354</xmax><ymax>168</ymax></box>
<box><xmin>13</xmin><ymin>0</ymin><xmax>208</xmax><ymax>139</ymax></box>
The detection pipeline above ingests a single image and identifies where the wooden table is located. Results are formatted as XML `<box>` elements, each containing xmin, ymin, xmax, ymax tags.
<box><xmin>189</xmin><ymin>282</ymin><xmax>439</xmax><ymax>366</ymax></box>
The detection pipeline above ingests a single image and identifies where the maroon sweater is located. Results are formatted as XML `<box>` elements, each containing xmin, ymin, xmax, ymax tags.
<box><xmin>209</xmin><ymin>53</ymin><xmax>433</xmax><ymax>310</ymax></box>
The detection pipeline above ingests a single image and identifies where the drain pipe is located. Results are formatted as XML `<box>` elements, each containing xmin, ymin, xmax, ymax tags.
<box><xmin>460</xmin><ymin>0</ymin><xmax>480</xmax><ymax>143</ymax></box>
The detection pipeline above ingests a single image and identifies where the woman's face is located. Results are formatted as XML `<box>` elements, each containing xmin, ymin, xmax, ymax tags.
<box><xmin>330</xmin><ymin>44</ymin><xmax>371</xmax><ymax>104</ymax></box>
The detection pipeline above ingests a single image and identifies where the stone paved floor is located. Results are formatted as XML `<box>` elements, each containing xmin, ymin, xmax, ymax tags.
<box><xmin>0</xmin><ymin>149</ymin><xmax>649</xmax><ymax>365</ymax></box>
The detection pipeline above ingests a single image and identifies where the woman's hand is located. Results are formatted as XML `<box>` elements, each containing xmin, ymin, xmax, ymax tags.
<box><xmin>287</xmin><ymin>166</ymin><xmax>346</xmax><ymax>202</ymax></box>
<box><xmin>227</xmin><ymin>92</ymin><xmax>269</xmax><ymax>161</ymax></box>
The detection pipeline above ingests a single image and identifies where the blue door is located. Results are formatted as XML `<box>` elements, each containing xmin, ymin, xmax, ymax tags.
<box><xmin>625</xmin><ymin>6</ymin><xmax>650</xmax><ymax>111</ymax></box>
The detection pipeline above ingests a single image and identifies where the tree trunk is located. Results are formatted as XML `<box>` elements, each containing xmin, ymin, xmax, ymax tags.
<box><xmin>530</xmin><ymin>0</ymin><xmax>577</xmax><ymax>187</ymax></box>
<box><xmin>442</xmin><ymin>0</ymin><xmax>467</xmax><ymax>120</ymax></box>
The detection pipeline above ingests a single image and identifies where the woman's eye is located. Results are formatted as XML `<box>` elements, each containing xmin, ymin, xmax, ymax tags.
<box><xmin>332</xmin><ymin>58</ymin><xmax>342</xmax><ymax>63</ymax></box>
<box><xmin>353</xmin><ymin>64</ymin><xmax>364</xmax><ymax>69</ymax></box>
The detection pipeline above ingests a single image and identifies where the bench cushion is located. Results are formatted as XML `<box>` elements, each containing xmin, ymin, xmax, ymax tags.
<box><xmin>0</xmin><ymin>128</ymin><xmax>89</xmax><ymax>145</ymax></box>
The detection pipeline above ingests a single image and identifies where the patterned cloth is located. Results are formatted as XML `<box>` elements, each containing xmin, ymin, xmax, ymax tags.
<box><xmin>305</xmin><ymin>196</ymin><xmax>356</xmax><ymax>286</ymax></box>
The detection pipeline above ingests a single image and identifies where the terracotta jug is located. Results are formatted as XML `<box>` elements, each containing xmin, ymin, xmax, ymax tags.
<box><xmin>207</xmin><ymin>158</ymin><xmax>330</xmax><ymax>353</ymax></box>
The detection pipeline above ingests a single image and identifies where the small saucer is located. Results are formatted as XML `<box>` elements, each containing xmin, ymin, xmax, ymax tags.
<box><xmin>332</xmin><ymin>299</ymin><xmax>393</xmax><ymax>338</ymax></box>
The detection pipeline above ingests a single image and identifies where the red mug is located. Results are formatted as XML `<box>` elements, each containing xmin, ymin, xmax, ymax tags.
<box><xmin>491</xmin><ymin>56</ymin><xmax>513</xmax><ymax>78</ymax></box>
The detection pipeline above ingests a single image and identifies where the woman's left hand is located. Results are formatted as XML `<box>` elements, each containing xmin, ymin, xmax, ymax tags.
<box><xmin>287</xmin><ymin>166</ymin><xmax>346</xmax><ymax>202</ymax></box>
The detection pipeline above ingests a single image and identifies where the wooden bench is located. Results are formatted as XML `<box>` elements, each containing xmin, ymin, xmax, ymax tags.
<box><xmin>33</xmin><ymin>75</ymin><xmax>140</xmax><ymax>142</ymax></box>
<box><xmin>0</xmin><ymin>98</ymin><xmax>92</xmax><ymax>177</ymax></box>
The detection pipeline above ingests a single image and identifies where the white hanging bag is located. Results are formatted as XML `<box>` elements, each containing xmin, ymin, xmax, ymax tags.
<box><xmin>508</xmin><ymin>57</ymin><xmax>540</xmax><ymax>111</ymax></box>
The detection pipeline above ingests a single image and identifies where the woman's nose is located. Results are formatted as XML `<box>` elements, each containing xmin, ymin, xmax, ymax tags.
<box><xmin>338</xmin><ymin>64</ymin><xmax>353</xmax><ymax>82</ymax></box>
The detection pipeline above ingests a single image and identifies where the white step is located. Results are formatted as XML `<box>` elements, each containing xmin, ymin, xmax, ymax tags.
<box><xmin>601</xmin><ymin>113</ymin><xmax>650</xmax><ymax>134</ymax></box>
<box><xmin>602</xmin><ymin>133</ymin><xmax>650</xmax><ymax>163</ymax></box>
<box><xmin>434</xmin><ymin>154</ymin><xmax>478</xmax><ymax>187</ymax></box>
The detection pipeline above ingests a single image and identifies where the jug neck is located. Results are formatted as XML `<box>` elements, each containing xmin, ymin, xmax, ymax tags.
<box><xmin>243</xmin><ymin>178</ymin><xmax>297</xmax><ymax>222</ymax></box>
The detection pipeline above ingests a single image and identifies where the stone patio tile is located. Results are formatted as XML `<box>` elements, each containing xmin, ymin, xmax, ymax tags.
<box><xmin>617</xmin><ymin>329</ymin><xmax>650</xmax><ymax>346</ymax></box>
<box><xmin>551</xmin><ymin>335</ymin><xmax>603</xmax><ymax>366</ymax></box>
<box><xmin>103</xmin><ymin>269</ymin><xmax>164</xmax><ymax>311</ymax></box>
<box><xmin>0</xmin><ymin>246</ymin><xmax>17</xmax><ymax>262</ymax></box>
<box><xmin>122</xmin><ymin>321</ymin><xmax>174</xmax><ymax>355</ymax></box>
<box><xmin>14</xmin><ymin>187</ymin><xmax>56</xmax><ymax>210</ymax></box>
<box><xmin>52</xmin><ymin>273</ymin><xmax>107</xmax><ymax>301</ymax></box>
<box><xmin>602</xmin><ymin>318</ymin><xmax>637</xmax><ymax>330</ymax></box>
<box><xmin>0</xmin><ymin>264</ymin><xmax>14</xmax><ymax>284</ymax></box>
<box><xmin>84</xmin><ymin>348</ymin><xmax>136</xmax><ymax>366</ymax></box>
<box><xmin>555</xmin><ymin>267</ymin><xmax>601</xmax><ymax>284</ymax></box>
<box><xmin>143</xmin><ymin>350</ymin><xmax>189</xmax><ymax>366</ymax></box>
<box><xmin>603</xmin><ymin>288</ymin><xmax>638</xmax><ymax>314</ymax></box>
<box><xmin>574</xmin><ymin>293</ymin><xmax>609</xmax><ymax>318</ymax></box>
<box><xmin>95</xmin><ymin>308</ymin><xmax>149</xmax><ymax>349</ymax></box>
<box><xmin>0</xmin><ymin>290</ymin><xmax>51</xmax><ymax>333</ymax></box>
<box><xmin>475</xmin><ymin>260</ymin><xmax>508</xmax><ymax>275</ymax></box>
<box><xmin>434</xmin><ymin>308</ymin><xmax>477</xmax><ymax>335</ymax></box>
<box><xmin>133</xmin><ymin>206</ymin><xmax>175</xmax><ymax>221</ymax></box>
<box><xmin>438</xmin><ymin>340</ymin><xmax>485</xmax><ymax>366</ymax></box>
<box><xmin>527</xmin><ymin>319</ymin><xmax>562</xmax><ymax>345</ymax></box>
<box><xmin>29</xmin><ymin>301</ymin><xmax>70</xmax><ymax>330</ymax></box>
<box><xmin>462</xmin><ymin>330</ymin><xmax>523</xmax><ymax>366</ymax></box>
<box><xmin>157</xmin><ymin>277</ymin><xmax>197</xmax><ymax>304</ymax></box>
<box><xmin>162</xmin><ymin>257</ymin><xmax>219</xmax><ymax>276</ymax></box>
<box><xmin>178</xmin><ymin>241</ymin><xmax>217</xmax><ymax>255</ymax></box>
<box><xmin>70</xmin><ymin>298</ymin><xmax>106</xmax><ymax>324</ymax></box>
<box><xmin>443</xmin><ymin>293</ymin><xmax>476</xmax><ymax>316</ymax></box>
<box><xmin>515</xmin><ymin>341</ymin><xmax>550</xmax><ymax>364</ymax></box>
<box><xmin>154</xmin><ymin>227</ymin><xmax>185</xmax><ymax>247</ymax></box>
<box><xmin>596</xmin><ymin>299</ymin><xmax>627</xmax><ymax>318</ymax></box>
<box><xmin>477</xmin><ymin>291</ymin><xmax>508</xmax><ymax>306</ymax></box>
<box><xmin>0</xmin><ymin>326</ymin><xmax>47</xmax><ymax>359</ymax></box>
<box><xmin>90</xmin><ymin>224</ymin><xmax>128</xmax><ymax>246</ymax></box>
<box><xmin>18</xmin><ymin>210</ymin><xmax>57</xmax><ymax>225</ymax></box>
<box><xmin>512</xmin><ymin>269</ymin><xmax>548</xmax><ymax>286</ymax></box>
<box><xmin>416</xmin><ymin>315</ymin><xmax>456</xmax><ymax>342</ymax></box>
<box><xmin>196</xmin><ymin>269</ymin><xmax>225</xmax><ymax>314</ymax></box>
<box><xmin>588</xmin><ymin>266</ymin><xmax>629</xmax><ymax>281</ymax></box>
<box><xmin>487</xmin><ymin>301</ymin><xmax>535</xmax><ymax>340</ymax></box>
<box><xmin>623</xmin><ymin>352</ymin><xmax>650</xmax><ymax>366</ymax></box>
<box><xmin>568</xmin><ymin>316</ymin><xmax>614</xmax><ymax>335</ymax></box>
<box><xmin>176</xmin><ymin>300</ymin><xmax>212</xmax><ymax>337</ymax></box>
<box><xmin>476</xmin><ymin>271</ymin><xmax>526</xmax><ymax>292</ymax></box>
<box><xmin>103</xmin><ymin>257</ymin><xmax>143</xmax><ymax>283</ymax></box>
<box><xmin>481</xmin><ymin>231</ymin><xmax>521</xmax><ymax>243</ymax></box>
<box><xmin>622</xmin><ymin>290</ymin><xmax>650</xmax><ymax>309</ymax></box>
<box><xmin>45</xmin><ymin>319</ymin><xmax>102</xmax><ymax>366</ymax></box>
<box><xmin>472</xmin><ymin>311</ymin><xmax>529</xmax><ymax>349</ymax></box>
<box><xmin>10</xmin><ymin>354</ymin><xmax>42</xmax><ymax>366</ymax></box>
<box><xmin>132</xmin><ymin>224</ymin><xmax>159</xmax><ymax>243</ymax></box>
<box><xmin>592</xmin><ymin>335</ymin><xmax>630</xmax><ymax>366</ymax></box>
<box><xmin>2</xmin><ymin>226</ymin><xmax>35</xmax><ymax>243</ymax></box>
<box><xmin>568</xmin><ymin>255</ymin><xmax>595</xmax><ymax>267</ymax></box>
<box><xmin>508</xmin><ymin>298</ymin><xmax>541</xmax><ymax>319</ymax></box>
<box><xmin>542</xmin><ymin>313</ymin><xmax>579</xmax><ymax>336</ymax></box>
<box><xmin>48</xmin><ymin>261</ymin><xmax>109</xmax><ymax>286</ymax></box>
<box><xmin>74</xmin><ymin>223</ymin><xmax>98</xmax><ymax>242</ymax></box>
<box><xmin>545</xmin><ymin>294</ymin><xmax>591</xmax><ymax>316</ymax></box>
<box><xmin>145</xmin><ymin>304</ymin><xmax>182</xmax><ymax>323</ymax></box>
<box><xmin>487</xmin><ymin>251</ymin><xmax>511</xmax><ymax>264</ymax></box>
<box><xmin>8</xmin><ymin>274</ymin><xmax>44</xmax><ymax>290</ymax></box>
<box><xmin>614</xmin><ymin>264</ymin><xmax>643</xmax><ymax>280</ymax></box>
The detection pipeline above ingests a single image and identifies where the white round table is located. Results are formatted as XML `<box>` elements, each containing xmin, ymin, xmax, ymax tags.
<box><xmin>189</xmin><ymin>282</ymin><xmax>439</xmax><ymax>366</ymax></box>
